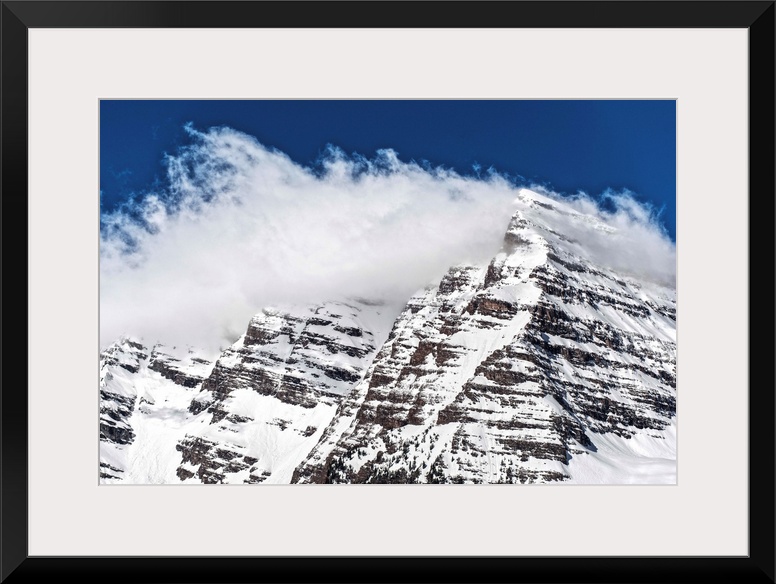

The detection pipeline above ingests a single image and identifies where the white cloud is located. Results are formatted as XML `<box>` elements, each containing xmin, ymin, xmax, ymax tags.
<box><xmin>100</xmin><ymin>125</ymin><xmax>675</xmax><ymax>354</ymax></box>
<box><xmin>523</xmin><ymin>186</ymin><xmax>676</xmax><ymax>288</ymax></box>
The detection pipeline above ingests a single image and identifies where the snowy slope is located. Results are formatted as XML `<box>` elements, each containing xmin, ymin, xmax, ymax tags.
<box><xmin>99</xmin><ymin>340</ymin><xmax>215</xmax><ymax>483</ymax></box>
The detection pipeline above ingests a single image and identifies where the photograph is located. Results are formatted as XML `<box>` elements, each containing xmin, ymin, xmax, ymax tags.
<box><xmin>6</xmin><ymin>1</ymin><xmax>770</xmax><ymax>580</ymax></box>
<box><xmin>99</xmin><ymin>99</ymin><xmax>677</xmax><ymax>485</ymax></box>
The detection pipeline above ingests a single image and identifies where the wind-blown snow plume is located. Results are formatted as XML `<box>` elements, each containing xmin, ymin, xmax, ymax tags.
<box><xmin>100</xmin><ymin>125</ymin><xmax>674</xmax><ymax>353</ymax></box>
<box><xmin>522</xmin><ymin>186</ymin><xmax>676</xmax><ymax>288</ymax></box>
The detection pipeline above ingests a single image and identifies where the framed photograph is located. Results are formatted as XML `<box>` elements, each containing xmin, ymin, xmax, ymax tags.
<box><xmin>2</xmin><ymin>1</ymin><xmax>773</xmax><ymax>582</ymax></box>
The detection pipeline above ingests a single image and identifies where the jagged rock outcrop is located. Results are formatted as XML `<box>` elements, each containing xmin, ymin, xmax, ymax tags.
<box><xmin>99</xmin><ymin>339</ymin><xmax>149</xmax><ymax>460</ymax></box>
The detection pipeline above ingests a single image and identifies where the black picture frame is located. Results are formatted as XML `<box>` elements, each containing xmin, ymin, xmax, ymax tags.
<box><xmin>1</xmin><ymin>2</ymin><xmax>773</xmax><ymax>582</ymax></box>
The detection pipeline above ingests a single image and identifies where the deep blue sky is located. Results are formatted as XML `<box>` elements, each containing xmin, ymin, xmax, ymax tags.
<box><xmin>100</xmin><ymin>100</ymin><xmax>676</xmax><ymax>239</ymax></box>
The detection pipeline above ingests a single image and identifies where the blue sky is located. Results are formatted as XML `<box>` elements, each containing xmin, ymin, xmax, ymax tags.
<box><xmin>100</xmin><ymin>100</ymin><xmax>676</xmax><ymax>239</ymax></box>
<box><xmin>101</xmin><ymin>100</ymin><xmax>676</xmax><ymax>350</ymax></box>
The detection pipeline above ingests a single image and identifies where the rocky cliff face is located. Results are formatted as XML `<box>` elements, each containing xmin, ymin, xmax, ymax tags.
<box><xmin>100</xmin><ymin>189</ymin><xmax>676</xmax><ymax>484</ymax></box>
<box><xmin>173</xmin><ymin>300</ymin><xmax>395</xmax><ymax>484</ymax></box>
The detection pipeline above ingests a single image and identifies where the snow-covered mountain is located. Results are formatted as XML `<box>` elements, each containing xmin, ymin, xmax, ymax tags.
<box><xmin>100</xmin><ymin>189</ymin><xmax>676</xmax><ymax>484</ymax></box>
<box><xmin>100</xmin><ymin>300</ymin><xmax>397</xmax><ymax>483</ymax></box>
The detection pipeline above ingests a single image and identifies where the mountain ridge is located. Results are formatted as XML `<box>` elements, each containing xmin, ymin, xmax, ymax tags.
<box><xmin>99</xmin><ymin>189</ymin><xmax>676</xmax><ymax>484</ymax></box>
